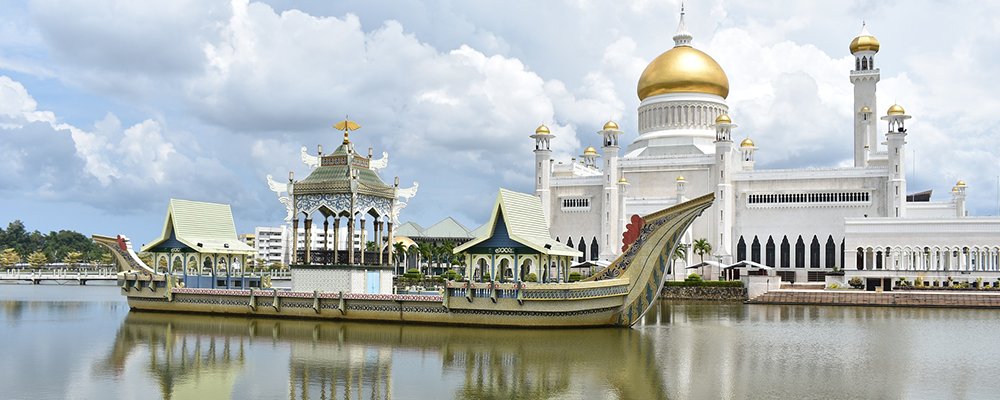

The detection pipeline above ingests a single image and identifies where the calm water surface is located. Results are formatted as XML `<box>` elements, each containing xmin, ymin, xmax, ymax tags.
<box><xmin>2</xmin><ymin>284</ymin><xmax>999</xmax><ymax>399</ymax></box>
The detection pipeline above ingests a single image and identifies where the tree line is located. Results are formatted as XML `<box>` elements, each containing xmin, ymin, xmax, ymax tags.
<box><xmin>0</xmin><ymin>220</ymin><xmax>110</xmax><ymax>268</ymax></box>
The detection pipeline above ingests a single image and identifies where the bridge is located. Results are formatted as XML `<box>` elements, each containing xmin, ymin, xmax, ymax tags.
<box><xmin>0</xmin><ymin>268</ymin><xmax>291</xmax><ymax>285</ymax></box>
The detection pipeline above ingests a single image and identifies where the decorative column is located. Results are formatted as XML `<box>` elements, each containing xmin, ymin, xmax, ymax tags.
<box><xmin>292</xmin><ymin>218</ymin><xmax>299</xmax><ymax>265</ymax></box>
<box><xmin>304</xmin><ymin>217</ymin><xmax>312</xmax><ymax>265</ymax></box>
<box><xmin>376</xmin><ymin>219</ymin><xmax>384</xmax><ymax>265</ymax></box>
<box><xmin>332</xmin><ymin>217</ymin><xmax>340</xmax><ymax>263</ymax></box>
<box><xmin>360</xmin><ymin>218</ymin><xmax>367</xmax><ymax>265</ymax></box>
<box><xmin>347</xmin><ymin>214</ymin><xmax>355</xmax><ymax>265</ymax></box>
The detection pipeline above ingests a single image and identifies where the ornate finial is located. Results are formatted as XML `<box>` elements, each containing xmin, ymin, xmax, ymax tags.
<box><xmin>317</xmin><ymin>144</ymin><xmax>323</xmax><ymax>156</ymax></box>
<box><xmin>673</xmin><ymin>3</ymin><xmax>692</xmax><ymax>47</ymax></box>
<box><xmin>288</xmin><ymin>171</ymin><xmax>294</xmax><ymax>182</ymax></box>
<box><xmin>334</xmin><ymin>116</ymin><xmax>361</xmax><ymax>144</ymax></box>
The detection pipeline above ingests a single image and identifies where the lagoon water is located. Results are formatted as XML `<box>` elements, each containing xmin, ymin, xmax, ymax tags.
<box><xmin>3</xmin><ymin>284</ymin><xmax>1000</xmax><ymax>399</ymax></box>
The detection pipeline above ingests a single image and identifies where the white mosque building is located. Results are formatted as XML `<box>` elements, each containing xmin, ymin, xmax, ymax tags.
<box><xmin>533</xmin><ymin>11</ymin><xmax>1000</xmax><ymax>286</ymax></box>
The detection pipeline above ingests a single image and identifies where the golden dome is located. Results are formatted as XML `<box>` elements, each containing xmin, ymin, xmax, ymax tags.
<box><xmin>715</xmin><ymin>114</ymin><xmax>732</xmax><ymax>125</ymax></box>
<box><xmin>860</xmin><ymin>106</ymin><xmax>871</xmax><ymax>113</ymax></box>
<box><xmin>618</xmin><ymin>177</ymin><xmax>629</xmax><ymax>184</ymax></box>
<box><xmin>887</xmin><ymin>104</ymin><xmax>906</xmax><ymax>116</ymax></box>
<box><xmin>603</xmin><ymin>120</ymin><xmax>620</xmax><ymax>131</ymax></box>
<box><xmin>850</xmin><ymin>24</ymin><xmax>880</xmax><ymax>53</ymax></box>
<box><xmin>676</xmin><ymin>175</ymin><xmax>686</xmax><ymax>182</ymax></box>
<box><xmin>583</xmin><ymin>146</ymin><xmax>599</xmax><ymax>156</ymax></box>
<box><xmin>740</xmin><ymin>138</ymin><xmax>755</xmax><ymax>148</ymax></box>
<box><xmin>535</xmin><ymin>124</ymin><xmax>550</xmax><ymax>134</ymax></box>
<box><xmin>956</xmin><ymin>180</ymin><xmax>967</xmax><ymax>187</ymax></box>
<box><xmin>637</xmin><ymin>45</ymin><xmax>730</xmax><ymax>100</ymax></box>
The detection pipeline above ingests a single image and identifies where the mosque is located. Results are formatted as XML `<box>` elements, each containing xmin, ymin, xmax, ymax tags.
<box><xmin>534</xmin><ymin>10</ymin><xmax>1000</xmax><ymax>286</ymax></box>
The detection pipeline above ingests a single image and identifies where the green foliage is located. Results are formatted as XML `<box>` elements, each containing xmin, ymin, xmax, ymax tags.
<box><xmin>848</xmin><ymin>277</ymin><xmax>864</xmax><ymax>289</ymax></box>
<box><xmin>27</xmin><ymin>251</ymin><xmax>48</xmax><ymax>269</ymax></box>
<box><xmin>63</xmin><ymin>251</ymin><xmax>83</xmax><ymax>268</ymax></box>
<box><xmin>392</xmin><ymin>242</ymin><xmax>407</xmax><ymax>265</ymax></box>
<box><xmin>568</xmin><ymin>272</ymin><xmax>582</xmax><ymax>282</ymax></box>
<box><xmin>828</xmin><ymin>283</ymin><xmax>841</xmax><ymax>289</ymax></box>
<box><xmin>403</xmin><ymin>268</ymin><xmax>423</xmax><ymax>280</ymax></box>
<box><xmin>0</xmin><ymin>248</ymin><xmax>20</xmax><ymax>268</ymax></box>
<box><xmin>665</xmin><ymin>280</ymin><xmax>743</xmax><ymax>287</ymax></box>
<box><xmin>441</xmin><ymin>269</ymin><xmax>460</xmax><ymax>281</ymax></box>
<box><xmin>692</xmin><ymin>239</ymin><xmax>712</xmax><ymax>263</ymax></box>
<box><xmin>0</xmin><ymin>220</ymin><xmax>104</xmax><ymax>263</ymax></box>
<box><xmin>526</xmin><ymin>272</ymin><xmax>538</xmax><ymax>283</ymax></box>
<box><xmin>482</xmin><ymin>272</ymin><xmax>491</xmax><ymax>281</ymax></box>
<box><xmin>685</xmin><ymin>273</ymin><xmax>703</xmax><ymax>282</ymax></box>
<box><xmin>365</xmin><ymin>241</ymin><xmax>377</xmax><ymax>252</ymax></box>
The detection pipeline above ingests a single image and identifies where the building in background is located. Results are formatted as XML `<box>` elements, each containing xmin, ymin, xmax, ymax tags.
<box><xmin>250</xmin><ymin>224</ymin><xmax>365</xmax><ymax>267</ymax></box>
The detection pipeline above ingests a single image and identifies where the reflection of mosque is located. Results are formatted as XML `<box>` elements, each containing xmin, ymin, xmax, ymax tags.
<box><xmin>105</xmin><ymin>312</ymin><xmax>670</xmax><ymax>399</ymax></box>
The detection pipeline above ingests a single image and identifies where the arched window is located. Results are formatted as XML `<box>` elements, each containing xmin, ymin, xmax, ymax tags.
<box><xmin>566</xmin><ymin>237</ymin><xmax>574</xmax><ymax>248</ymax></box>
<box><xmin>869</xmin><ymin>57</ymin><xmax>874</xmax><ymax>69</ymax></box>
<box><xmin>825</xmin><ymin>236</ymin><xmax>836</xmax><ymax>269</ymax></box>
<box><xmin>876</xmin><ymin>250</ymin><xmax>884</xmax><ymax>269</ymax></box>
<box><xmin>751</xmin><ymin>236</ymin><xmax>761</xmax><ymax>264</ymax></box>
<box><xmin>780</xmin><ymin>236</ymin><xmax>791</xmax><ymax>268</ymax></box>
<box><xmin>810</xmin><ymin>236</ymin><xmax>821</xmax><ymax>268</ymax></box>
<box><xmin>841</xmin><ymin>239</ymin><xmax>846</xmax><ymax>268</ymax></box>
<box><xmin>590</xmin><ymin>237</ymin><xmax>599</xmax><ymax>261</ymax></box>
<box><xmin>578</xmin><ymin>237</ymin><xmax>586</xmax><ymax>263</ymax></box>
<box><xmin>856</xmin><ymin>247</ymin><xmax>864</xmax><ymax>270</ymax></box>
<box><xmin>765</xmin><ymin>236</ymin><xmax>776</xmax><ymax>267</ymax></box>
<box><xmin>861</xmin><ymin>57</ymin><xmax>869</xmax><ymax>70</ymax></box>
<box><xmin>555</xmin><ymin>236</ymin><xmax>560</xmax><ymax>243</ymax></box>
<box><xmin>737</xmin><ymin>236</ymin><xmax>746</xmax><ymax>262</ymax></box>
<box><xmin>856</xmin><ymin>57</ymin><xmax>861</xmax><ymax>70</ymax></box>
<box><xmin>795</xmin><ymin>236</ymin><xmax>805</xmax><ymax>268</ymax></box>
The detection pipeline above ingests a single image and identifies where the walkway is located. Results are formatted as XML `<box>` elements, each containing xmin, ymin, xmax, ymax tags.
<box><xmin>749</xmin><ymin>289</ymin><xmax>1000</xmax><ymax>308</ymax></box>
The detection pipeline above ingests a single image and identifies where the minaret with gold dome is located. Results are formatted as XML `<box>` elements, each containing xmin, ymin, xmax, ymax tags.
<box><xmin>630</xmin><ymin>5</ymin><xmax>731</xmax><ymax>157</ymax></box>
<box><xmin>599</xmin><ymin>120</ymin><xmax>624</xmax><ymax>260</ymax></box>
<box><xmin>531</xmin><ymin>124</ymin><xmax>554</xmax><ymax>220</ymax></box>
<box><xmin>850</xmin><ymin>22</ymin><xmax>881</xmax><ymax>167</ymax></box>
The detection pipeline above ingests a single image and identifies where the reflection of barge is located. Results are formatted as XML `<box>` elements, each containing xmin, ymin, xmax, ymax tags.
<box><xmin>94</xmin><ymin>122</ymin><xmax>713</xmax><ymax>327</ymax></box>
<box><xmin>96</xmin><ymin>193</ymin><xmax>712</xmax><ymax>328</ymax></box>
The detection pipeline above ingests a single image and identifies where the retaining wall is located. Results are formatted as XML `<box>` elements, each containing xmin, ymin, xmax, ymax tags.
<box><xmin>661</xmin><ymin>286</ymin><xmax>747</xmax><ymax>301</ymax></box>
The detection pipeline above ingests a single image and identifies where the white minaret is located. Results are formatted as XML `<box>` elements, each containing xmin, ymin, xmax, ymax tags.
<box><xmin>739</xmin><ymin>138</ymin><xmax>757</xmax><ymax>170</ymax></box>
<box><xmin>600</xmin><ymin>120</ymin><xmax>623</xmax><ymax>260</ymax></box>
<box><xmin>882</xmin><ymin>104</ymin><xmax>910</xmax><ymax>218</ymax></box>
<box><xmin>850</xmin><ymin>23</ymin><xmax>880</xmax><ymax>167</ymax></box>
<box><xmin>952</xmin><ymin>180</ymin><xmax>967</xmax><ymax>218</ymax></box>
<box><xmin>531</xmin><ymin>124</ymin><xmax>553</xmax><ymax>220</ymax></box>
<box><xmin>713</xmin><ymin>114</ymin><xmax>736</xmax><ymax>263</ymax></box>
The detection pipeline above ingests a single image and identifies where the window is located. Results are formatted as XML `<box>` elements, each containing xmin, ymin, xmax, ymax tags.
<box><xmin>795</xmin><ymin>236</ymin><xmax>805</xmax><ymax>268</ymax></box>
<box><xmin>825</xmin><ymin>236</ymin><xmax>836</xmax><ymax>269</ymax></box>
<box><xmin>765</xmin><ymin>236</ymin><xmax>776</xmax><ymax>267</ymax></box>
<box><xmin>810</xmin><ymin>236</ymin><xmax>821</xmax><ymax>268</ymax></box>
<box><xmin>751</xmin><ymin>236</ymin><xmax>761</xmax><ymax>264</ymax></box>
<box><xmin>561</xmin><ymin>197</ymin><xmax>590</xmax><ymax>212</ymax></box>
<box><xmin>780</xmin><ymin>236</ymin><xmax>790</xmax><ymax>268</ymax></box>
<box><xmin>737</xmin><ymin>236</ymin><xmax>746</xmax><ymax>261</ymax></box>
<box><xmin>747</xmin><ymin>191</ymin><xmax>870</xmax><ymax>206</ymax></box>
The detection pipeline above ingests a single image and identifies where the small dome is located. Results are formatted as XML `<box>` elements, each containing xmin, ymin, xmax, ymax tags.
<box><xmin>860</xmin><ymin>106</ymin><xmax>871</xmax><ymax>113</ymax></box>
<box><xmin>618</xmin><ymin>177</ymin><xmax>629</xmax><ymax>184</ymax></box>
<box><xmin>740</xmin><ymin>138</ymin><xmax>755</xmax><ymax>148</ymax></box>
<box><xmin>583</xmin><ymin>146</ymin><xmax>599</xmax><ymax>156</ymax></box>
<box><xmin>715</xmin><ymin>114</ymin><xmax>732</xmax><ymax>125</ymax></box>
<box><xmin>887</xmin><ymin>104</ymin><xmax>906</xmax><ymax>116</ymax></box>
<box><xmin>603</xmin><ymin>120</ymin><xmax>620</xmax><ymax>131</ymax></box>
<box><xmin>850</xmin><ymin>24</ymin><xmax>880</xmax><ymax>53</ymax></box>
<box><xmin>676</xmin><ymin>175</ymin><xmax>686</xmax><ymax>182</ymax></box>
<box><xmin>535</xmin><ymin>124</ymin><xmax>550</xmax><ymax>134</ymax></box>
<box><xmin>956</xmin><ymin>180</ymin><xmax>967</xmax><ymax>187</ymax></box>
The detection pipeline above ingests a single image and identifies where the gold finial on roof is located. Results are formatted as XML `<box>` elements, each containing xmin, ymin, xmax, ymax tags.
<box><xmin>334</xmin><ymin>117</ymin><xmax>362</xmax><ymax>144</ymax></box>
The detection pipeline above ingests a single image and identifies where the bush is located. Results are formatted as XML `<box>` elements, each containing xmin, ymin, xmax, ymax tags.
<box><xmin>685</xmin><ymin>273</ymin><xmax>703</xmax><ymax>283</ymax></box>
<box><xmin>482</xmin><ymin>272</ymin><xmax>491</xmax><ymax>281</ymax></box>
<box><xmin>568</xmin><ymin>272</ymin><xmax>582</xmax><ymax>282</ymax></box>
<box><xmin>526</xmin><ymin>272</ymin><xmax>538</xmax><ymax>283</ymax></box>
<box><xmin>828</xmin><ymin>283</ymin><xmax>841</xmax><ymax>289</ymax></box>
<box><xmin>441</xmin><ymin>270</ymin><xmax>460</xmax><ymax>281</ymax></box>
<box><xmin>403</xmin><ymin>268</ymin><xmax>422</xmax><ymax>281</ymax></box>
<box><xmin>848</xmin><ymin>277</ymin><xmax>863</xmax><ymax>289</ymax></box>
<box><xmin>665</xmin><ymin>280</ymin><xmax>743</xmax><ymax>287</ymax></box>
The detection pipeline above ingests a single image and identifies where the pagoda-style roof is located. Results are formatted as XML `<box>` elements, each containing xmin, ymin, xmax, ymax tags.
<box><xmin>293</xmin><ymin>143</ymin><xmax>395</xmax><ymax>198</ymax></box>
<box><xmin>422</xmin><ymin>217</ymin><xmax>472</xmax><ymax>238</ymax></box>
<box><xmin>394</xmin><ymin>222</ymin><xmax>424</xmax><ymax>237</ymax></box>
<box><xmin>141</xmin><ymin>199</ymin><xmax>255</xmax><ymax>255</ymax></box>
<box><xmin>454</xmin><ymin>189</ymin><xmax>579</xmax><ymax>257</ymax></box>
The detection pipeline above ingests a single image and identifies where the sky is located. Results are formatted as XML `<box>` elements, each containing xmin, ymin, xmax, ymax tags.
<box><xmin>1</xmin><ymin>0</ymin><xmax>999</xmax><ymax>242</ymax></box>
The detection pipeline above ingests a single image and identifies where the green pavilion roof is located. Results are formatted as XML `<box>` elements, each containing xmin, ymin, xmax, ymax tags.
<box><xmin>421</xmin><ymin>217</ymin><xmax>472</xmax><ymax>238</ymax></box>
<box><xmin>293</xmin><ymin>143</ymin><xmax>395</xmax><ymax>198</ymax></box>
<box><xmin>141</xmin><ymin>199</ymin><xmax>255</xmax><ymax>255</ymax></box>
<box><xmin>454</xmin><ymin>189</ymin><xmax>579</xmax><ymax>257</ymax></box>
<box><xmin>394</xmin><ymin>221</ymin><xmax>424</xmax><ymax>237</ymax></box>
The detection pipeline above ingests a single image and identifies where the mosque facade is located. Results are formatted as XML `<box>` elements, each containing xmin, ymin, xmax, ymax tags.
<box><xmin>535</xmin><ymin>11</ymin><xmax>1000</xmax><ymax>284</ymax></box>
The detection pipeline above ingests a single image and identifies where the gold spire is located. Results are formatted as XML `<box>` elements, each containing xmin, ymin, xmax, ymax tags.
<box><xmin>956</xmin><ymin>180</ymin><xmax>967</xmax><ymax>187</ymax></box>
<box><xmin>583</xmin><ymin>146</ymin><xmax>599</xmax><ymax>156</ymax></box>
<box><xmin>334</xmin><ymin>118</ymin><xmax>361</xmax><ymax>144</ymax></box>
<box><xmin>715</xmin><ymin>114</ymin><xmax>732</xmax><ymax>124</ymax></box>
<box><xmin>603</xmin><ymin>120</ymin><xmax>620</xmax><ymax>131</ymax></box>
<box><xmin>535</xmin><ymin>124</ymin><xmax>551</xmax><ymax>135</ymax></box>
<box><xmin>740</xmin><ymin>138</ymin><xmax>755</xmax><ymax>148</ymax></box>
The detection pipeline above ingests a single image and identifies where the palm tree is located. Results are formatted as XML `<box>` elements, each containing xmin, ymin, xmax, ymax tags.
<box><xmin>692</xmin><ymin>238</ymin><xmax>712</xmax><ymax>279</ymax></box>
<box><xmin>392</xmin><ymin>242</ymin><xmax>406</xmax><ymax>267</ymax></box>
<box><xmin>417</xmin><ymin>243</ymin><xmax>433</xmax><ymax>276</ymax></box>
<box><xmin>670</xmin><ymin>244</ymin><xmax>688</xmax><ymax>280</ymax></box>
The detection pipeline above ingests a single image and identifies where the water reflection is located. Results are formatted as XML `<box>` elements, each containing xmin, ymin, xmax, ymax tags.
<box><xmin>109</xmin><ymin>312</ymin><xmax>669</xmax><ymax>399</ymax></box>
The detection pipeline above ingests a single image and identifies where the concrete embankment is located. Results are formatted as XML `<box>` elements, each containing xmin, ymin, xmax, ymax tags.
<box><xmin>661</xmin><ymin>286</ymin><xmax>747</xmax><ymax>301</ymax></box>
<box><xmin>748</xmin><ymin>290</ymin><xmax>1000</xmax><ymax>309</ymax></box>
